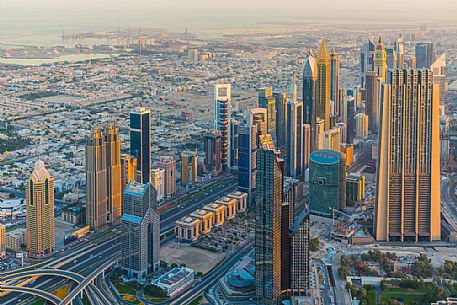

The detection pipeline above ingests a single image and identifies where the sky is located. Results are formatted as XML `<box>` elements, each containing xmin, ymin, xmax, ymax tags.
<box><xmin>1</xmin><ymin>0</ymin><xmax>457</xmax><ymax>34</ymax></box>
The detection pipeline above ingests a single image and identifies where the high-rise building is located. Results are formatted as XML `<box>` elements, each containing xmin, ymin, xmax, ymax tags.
<box><xmin>274</xmin><ymin>91</ymin><xmax>289</xmax><ymax>149</ymax></box>
<box><xmin>342</xmin><ymin>96</ymin><xmax>356</xmax><ymax>144</ymax></box>
<box><xmin>315</xmin><ymin>119</ymin><xmax>326</xmax><ymax>151</ymax></box>
<box><xmin>130</xmin><ymin>108</ymin><xmax>151</xmax><ymax>184</ymax></box>
<box><xmin>280</xmin><ymin>201</ymin><xmax>293</xmax><ymax>292</ymax></box>
<box><xmin>0</xmin><ymin>225</ymin><xmax>5</xmax><ymax>258</ymax></box>
<box><xmin>394</xmin><ymin>34</ymin><xmax>404</xmax><ymax>69</ymax></box>
<box><xmin>316</xmin><ymin>40</ymin><xmax>331</xmax><ymax>130</ymax></box>
<box><xmin>290</xmin><ymin>72</ymin><xmax>298</xmax><ymax>102</ymax></box>
<box><xmin>157</xmin><ymin>156</ymin><xmax>176</xmax><ymax>198</ymax></box>
<box><xmin>375</xmin><ymin>69</ymin><xmax>441</xmax><ymax>242</ymax></box>
<box><xmin>309</xmin><ymin>150</ymin><xmax>346</xmax><ymax>217</ymax></box>
<box><xmin>415</xmin><ymin>42</ymin><xmax>435</xmax><ymax>69</ymax></box>
<box><xmin>359</xmin><ymin>36</ymin><xmax>376</xmax><ymax>88</ymax></box>
<box><xmin>303</xmin><ymin>124</ymin><xmax>311</xmax><ymax>170</ymax></box>
<box><xmin>303</xmin><ymin>50</ymin><xmax>318</xmax><ymax>151</ymax></box>
<box><xmin>287</xmin><ymin>100</ymin><xmax>304</xmax><ymax>179</ymax></box>
<box><xmin>289</xmin><ymin>209</ymin><xmax>310</xmax><ymax>295</ymax></box>
<box><xmin>230</xmin><ymin>116</ymin><xmax>240</xmax><ymax>168</ymax></box>
<box><xmin>250</xmin><ymin>108</ymin><xmax>268</xmax><ymax>140</ymax></box>
<box><xmin>430</xmin><ymin>54</ymin><xmax>447</xmax><ymax>106</ymax></box>
<box><xmin>355</xmin><ymin>113</ymin><xmax>369</xmax><ymax>140</ymax></box>
<box><xmin>214</xmin><ymin>84</ymin><xmax>231</xmax><ymax>169</ymax></box>
<box><xmin>385</xmin><ymin>47</ymin><xmax>397</xmax><ymax>70</ymax></box>
<box><xmin>204</xmin><ymin>130</ymin><xmax>223</xmax><ymax>177</ymax></box>
<box><xmin>105</xmin><ymin>125</ymin><xmax>122</xmax><ymax>222</ymax></box>
<box><xmin>26</xmin><ymin>161</ymin><xmax>55</xmax><ymax>258</ymax></box>
<box><xmin>181</xmin><ymin>151</ymin><xmax>198</xmax><ymax>186</ymax></box>
<box><xmin>258</xmin><ymin>87</ymin><xmax>277</xmax><ymax>144</ymax></box>
<box><xmin>237</xmin><ymin>111</ymin><xmax>258</xmax><ymax>205</ymax></box>
<box><xmin>256</xmin><ymin>134</ymin><xmax>283</xmax><ymax>305</ymax></box>
<box><xmin>365</xmin><ymin>71</ymin><xmax>379</xmax><ymax>132</ymax></box>
<box><xmin>330</xmin><ymin>50</ymin><xmax>340</xmax><ymax>116</ymax></box>
<box><xmin>324</xmin><ymin>128</ymin><xmax>341</xmax><ymax>152</ymax></box>
<box><xmin>121</xmin><ymin>181</ymin><xmax>160</xmax><ymax>282</ymax></box>
<box><xmin>374</xmin><ymin>36</ymin><xmax>387</xmax><ymax>83</ymax></box>
<box><xmin>86</xmin><ymin>129</ymin><xmax>108</xmax><ymax>230</ymax></box>
<box><xmin>151</xmin><ymin>168</ymin><xmax>165</xmax><ymax>201</ymax></box>
<box><xmin>121</xmin><ymin>155</ymin><xmax>137</xmax><ymax>190</ymax></box>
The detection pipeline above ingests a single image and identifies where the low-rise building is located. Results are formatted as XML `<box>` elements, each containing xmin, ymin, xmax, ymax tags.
<box><xmin>226</xmin><ymin>191</ymin><xmax>248</xmax><ymax>213</ymax></box>
<box><xmin>152</xmin><ymin>267</ymin><xmax>195</xmax><ymax>297</ymax></box>
<box><xmin>216</xmin><ymin>196</ymin><xmax>237</xmax><ymax>220</ymax></box>
<box><xmin>203</xmin><ymin>203</ymin><xmax>225</xmax><ymax>226</ymax></box>
<box><xmin>190</xmin><ymin>209</ymin><xmax>213</xmax><ymax>234</ymax></box>
<box><xmin>175</xmin><ymin>217</ymin><xmax>200</xmax><ymax>242</ymax></box>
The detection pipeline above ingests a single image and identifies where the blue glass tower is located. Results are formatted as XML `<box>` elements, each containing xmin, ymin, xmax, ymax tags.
<box><xmin>130</xmin><ymin>108</ymin><xmax>151</xmax><ymax>184</ymax></box>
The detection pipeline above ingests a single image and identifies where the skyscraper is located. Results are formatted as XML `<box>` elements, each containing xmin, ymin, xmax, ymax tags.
<box><xmin>385</xmin><ymin>47</ymin><xmax>397</xmax><ymax>70</ymax></box>
<box><xmin>181</xmin><ymin>150</ymin><xmax>197</xmax><ymax>186</ymax></box>
<box><xmin>287</xmin><ymin>100</ymin><xmax>304</xmax><ymax>179</ymax></box>
<box><xmin>26</xmin><ymin>161</ymin><xmax>55</xmax><ymax>258</ymax></box>
<box><xmin>0</xmin><ymin>225</ymin><xmax>5</xmax><ymax>258</ymax></box>
<box><xmin>258</xmin><ymin>87</ymin><xmax>277</xmax><ymax>144</ymax></box>
<box><xmin>359</xmin><ymin>36</ymin><xmax>375</xmax><ymax>88</ymax></box>
<box><xmin>130</xmin><ymin>108</ymin><xmax>151</xmax><ymax>184</ymax></box>
<box><xmin>151</xmin><ymin>168</ymin><xmax>165</xmax><ymax>202</ymax></box>
<box><xmin>214</xmin><ymin>84</ymin><xmax>231</xmax><ymax>169</ymax></box>
<box><xmin>355</xmin><ymin>113</ymin><xmax>369</xmax><ymax>140</ymax></box>
<box><xmin>324</xmin><ymin>127</ymin><xmax>341</xmax><ymax>152</ymax></box>
<box><xmin>316</xmin><ymin>39</ymin><xmax>331</xmax><ymax>130</ymax></box>
<box><xmin>430</xmin><ymin>53</ymin><xmax>447</xmax><ymax>106</ymax></box>
<box><xmin>157</xmin><ymin>156</ymin><xmax>176</xmax><ymax>198</ymax></box>
<box><xmin>303</xmin><ymin>50</ymin><xmax>318</xmax><ymax>151</ymax></box>
<box><xmin>86</xmin><ymin>129</ymin><xmax>108</xmax><ymax>230</ymax></box>
<box><xmin>256</xmin><ymin>134</ymin><xmax>283</xmax><ymax>305</ymax></box>
<box><xmin>274</xmin><ymin>91</ymin><xmax>289</xmax><ymax>149</ymax></box>
<box><xmin>330</xmin><ymin>50</ymin><xmax>340</xmax><ymax>116</ymax></box>
<box><xmin>309</xmin><ymin>150</ymin><xmax>346</xmax><ymax>217</ymax></box>
<box><xmin>375</xmin><ymin>69</ymin><xmax>441</xmax><ymax>242</ymax></box>
<box><xmin>105</xmin><ymin>125</ymin><xmax>122</xmax><ymax>222</ymax></box>
<box><xmin>365</xmin><ymin>71</ymin><xmax>379</xmax><ymax>132</ymax></box>
<box><xmin>374</xmin><ymin>36</ymin><xmax>387</xmax><ymax>83</ymax></box>
<box><xmin>394</xmin><ymin>34</ymin><xmax>404</xmax><ymax>69</ymax></box>
<box><xmin>121</xmin><ymin>181</ymin><xmax>160</xmax><ymax>282</ymax></box>
<box><xmin>303</xmin><ymin>124</ymin><xmax>311</xmax><ymax>170</ymax></box>
<box><xmin>289</xmin><ymin>209</ymin><xmax>310</xmax><ymax>295</ymax></box>
<box><xmin>121</xmin><ymin>154</ymin><xmax>137</xmax><ymax>190</ymax></box>
<box><xmin>204</xmin><ymin>130</ymin><xmax>223</xmax><ymax>177</ymax></box>
<box><xmin>415</xmin><ymin>42</ymin><xmax>435</xmax><ymax>69</ymax></box>
<box><xmin>237</xmin><ymin>111</ymin><xmax>258</xmax><ymax>205</ymax></box>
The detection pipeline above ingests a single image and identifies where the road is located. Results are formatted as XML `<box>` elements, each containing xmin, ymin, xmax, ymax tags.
<box><xmin>1</xmin><ymin>175</ymin><xmax>238</xmax><ymax>304</ymax></box>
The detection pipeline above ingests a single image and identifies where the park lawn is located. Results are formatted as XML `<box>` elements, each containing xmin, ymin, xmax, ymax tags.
<box><xmin>366</xmin><ymin>289</ymin><xmax>376</xmax><ymax>305</ymax></box>
<box><xmin>113</xmin><ymin>281</ymin><xmax>137</xmax><ymax>295</ymax></box>
<box><xmin>380</xmin><ymin>292</ymin><xmax>425</xmax><ymax>304</ymax></box>
<box><xmin>144</xmin><ymin>295</ymin><xmax>169</xmax><ymax>303</ymax></box>
<box><xmin>31</xmin><ymin>300</ymin><xmax>45</xmax><ymax>305</ymax></box>
<box><xmin>382</xmin><ymin>283</ymin><xmax>434</xmax><ymax>293</ymax></box>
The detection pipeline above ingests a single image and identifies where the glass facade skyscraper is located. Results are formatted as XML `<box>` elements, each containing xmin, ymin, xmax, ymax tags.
<box><xmin>130</xmin><ymin>108</ymin><xmax>151</xmax><ymax>184</ymax></box>
<box><xmin>309</xmin><ymin>150</ymin><xmax>346</xmax><ymax>217</ymax></box>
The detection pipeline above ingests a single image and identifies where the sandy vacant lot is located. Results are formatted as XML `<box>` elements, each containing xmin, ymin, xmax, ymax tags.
<box><xmin>160</xmin><ymin>241</ymin><xmax>225</xmax><ymax>274</ymax></box>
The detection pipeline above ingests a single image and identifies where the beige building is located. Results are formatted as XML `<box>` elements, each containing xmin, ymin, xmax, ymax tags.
<box><xmin>157</xmin><ymin>156</ymin><xmax>176</xmax><ymax>198</ymax></box>
<box><xmin>121</xmin><ymin>154</ymin><xmax>137</xmax><ymax>190</ymax></box>
<box><xmin>26</xmin><ymin>161</ymin><xmax>55</xmax><ymax>258</ymax></box>
<box><xmin>181</xmin><ymin>151</ymin><xmax>198</xmax><ymax>186</ymax></box>
<box><xmin>216</xmin><ymin>196</ymin><xmax>237</xmax><ymax>220</ymax></box>
<box><xmin>315</xmin><ymin>119</ymin><xmax>326</xmax><ymax>150</ymax></box>
<box><xmin>0</xmin><ymin>224</ymin><xmax>6</xmax><ymax>258</ymax></box>
<box><xmin>190</xmin><ymin>209</ymin><xmax>214</xmax><ymax>234</ymax></box>
<box><xmin>203</xmin><ymin>203</ymin><xmax>225</xmax><ymax>226</ymax></box>
<box><xmin>375</xmin><ymin>69</ymin><xmax>441</xmax><ymax>242</ymax></box>
<box><xmin>324</xmin><ymin>127</ymin><xmax>341</xmax><ymax>152</ymax></box>
<box><xmin>151</xmin><ymin>168</ymin><xmax>165</xmax><ymax>201</ymax></box>
<box><xmin>86</xmin><ymin>129</ymin><xmax>108</xmax><ymax>230</ymax></box>
<box><xmin>355</xmin><ymin>113</ymin><xmax>369</xmax><ymax>140</ymax></box>
<box><xmin>175</xmin><ymin>217</ymin><xmax>200</xmax><ymax>242</ymax></box>
<box><xmin>7</xmin><ymin>228</ymin><xmax>26</xmax><ymax>252</ymax></box>
<box><xmin>105</xmin><ymin>125</ymin><xmax>122</xmax><ymax>222</ymax></box>
<box><xmin>226</xmin><ymin>191</ymin><xmax>248</xmax><ymax>213</ymax></box>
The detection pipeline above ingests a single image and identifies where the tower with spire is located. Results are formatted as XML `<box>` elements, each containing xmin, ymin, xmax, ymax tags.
<box><xmin>303</xmin><ymin>50</ymin><xmax>318</xmax><ymax>151</ymax></box>
<box><xmin>374</xmin><ymin>36</ymin><xmax>387</xmax><ymax>82</ymax></box>
<box><xmin>316</xmin><ymin>39</ymin><xmax>331</xmax><ymax>130</ymax></box>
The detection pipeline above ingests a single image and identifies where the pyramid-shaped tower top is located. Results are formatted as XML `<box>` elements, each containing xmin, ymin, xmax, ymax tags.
<box><xmin>303</xmin><ymin>50</ymin><xmax>317</xmax><ymax>77</ymax></box>
<box><xmin>376</xmin><ymin>36</ymin><xmax>384</xmax><ymax>50</ymax></box>
<box><xmin>317</xmin><ymin>39</ymin><xmax>330</xmax><ymax>60</ymax></box>
<box><xmin>31</xmin><ymin>160</ymin><xmax>52</xmax><ymax>182</ymax></box>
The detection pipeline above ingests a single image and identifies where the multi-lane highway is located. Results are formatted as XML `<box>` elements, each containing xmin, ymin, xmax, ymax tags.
<box><xmin>1</xmin><ymin>175</ymin><xmax>238</xmax><ymax>305</ymax></box>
